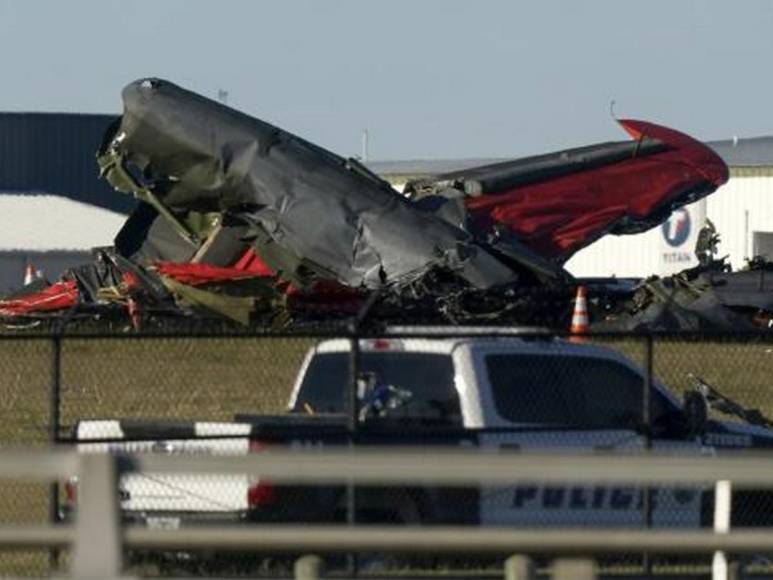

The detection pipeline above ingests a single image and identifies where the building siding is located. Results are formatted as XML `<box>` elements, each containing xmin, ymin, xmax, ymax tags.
<box><xmin>565</xmin><ymin>168</ymin><xmax>773</xmax><ymax>277</ymax></box>
<box><xmin>0</xmin><ymin>113</ymin><xmax>135</xmax><ymax>214</ymax></box>
<box><xmin>706</xmin><ymin>168</ymin><xmax>773</xmax><ymax>270</ymax></box>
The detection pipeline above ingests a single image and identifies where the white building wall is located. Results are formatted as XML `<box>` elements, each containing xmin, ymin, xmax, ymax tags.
<box><xmin>564</xmin><ymin>225</ymin><xmax>666</xmax><ymax>278</ymax></box>
<box><xmin>565</xmin><ymin>168</ymin><xmax>773</xmax><ymax>278</ymax></box>
<box><xmin>705</xmin><ymin>168</ymin><xmax>773</xmax><ymax>270</ymax></box>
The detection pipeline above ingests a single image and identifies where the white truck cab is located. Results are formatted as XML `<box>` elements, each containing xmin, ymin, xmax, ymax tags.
<box><xmin>288</xmin><ymin>336</ymin><xmax>702</xmax><ymax>527</ymax></box>
<box><xmin>289</xmin><ymin>336</ymin><xmax>681</xmax><ymax>430</ymax></box>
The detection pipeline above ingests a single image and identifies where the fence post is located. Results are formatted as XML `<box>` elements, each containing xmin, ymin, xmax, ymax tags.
<box><xmin>641</xmin><ymin>333</ymin><xmax>654</xmax><ymax>575</ymax></box>
<box><xmin>347</xmin><ymin>319</ymin><xmax>362</xmax><ymax>577</ymax></box>
<box><xmin>348</xmin><ymin>329</ymin><xmax>360</xmax><ymax>435</ymax></box>
<box><xmin>552</xmin><ymin>558</ymin><xmax>595</xmax><ymax>580</ymax></box>
<box><xmin>49</xmin><ymin>334</ymin><xmax>62</xmax><ymax>444</ymax></box>
<box><xmin>642</xmin><ymin>333</ymin><xmax>653</xmax><ymax>452</ymax></box>
<box><xmin>295</xmin><ymin>555</ymin><xmax>324</xmax><ymax>579</ymax></box>
<box><xmin>504</xmin><ymin>554</ymin><xmax>535</xmax><ymax>580</ymax></box>
<box><xmin>71</xmin><ymin>453</ymin><xmax>124</xmax><ymax>578</ymax></box>
<box><xmin>345</xmin><ymin>289</ymin><xmax>379</xmax><ymax>578</ymax></box>
<box><xmin>48</xmin><ymin>333</ymin><xmax>62</xmax><ymax>572</ymax></box>
<box><xmin>712</xmin><ymin>479</ymin><xmax>732</xmax><ymax>580</ymax></box>
<box><xmin>346</xmin><ymin>328</ymin><xmax>359</xmax><ymax>577</ymax></box>
<box><xmin>348</xmin><ymin>287</ymin><xmax>380</xmax><ymax>433</ymax></box>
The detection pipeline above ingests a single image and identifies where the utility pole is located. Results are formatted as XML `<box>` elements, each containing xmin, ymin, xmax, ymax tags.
<box><xmin>361</xmin><ymin>129</ymin><xmax>369</xmax><ymax>162</ymax></box>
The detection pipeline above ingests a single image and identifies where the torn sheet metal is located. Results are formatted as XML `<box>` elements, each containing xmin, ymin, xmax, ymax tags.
<box><xmin>0</xmin><ymin>247</ymin><xmax>171</xmax><ymax>318</ymax></box>
<box><xmin>0</xmin><ymin>78</ymin><xmax>737</xmax><ymax>331</ymax></box>
<box><xmin>708</xmin><ymin>269</ymin><xmax>773</xmax><ymax>312</ymax></box>
<box><xmin>407</xmin><ymin>120</ymin><xmax>728</xmax><ymax>262</ymax></box>
<box><xmin>592</xmin><ymin>262</ymin><xmax>773</xmax><ymax>332</ymax></box>
<box><xmin>596</xmin><ymin>274</ymin><xmax>757</xmax><ymax>332</ymax></box>
<box><xmin>98</xmin><ymin>78</ymin><xmax>523</xmax><ymax>290</ymax></box>
<box><xmin>592</xmin><ymin>227</ymin><xmax>773</xmax><ymax>332</ymax></box>
<box><xmin>0</xmin><ymin>280</ymin><xmax>78</xmax><ymax>316</ymax></box>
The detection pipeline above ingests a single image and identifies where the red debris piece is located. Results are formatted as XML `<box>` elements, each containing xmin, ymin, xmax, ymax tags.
<box><xmin>126</xmin><ymin>297</ymin><xmax>141</xmax><ymax>330</ymax></box>
<box><xmin>0</xmin><ymin>280</ymin><xmax>78</xmax><ymax>316</ymax></box>
<box><xmin>121</xmin><ymin>271</ymin><xmax>140</xmax><ymax>291</ymax></box>
<box><xmin>464</xmin><ymin>119</ymin><xmax>729</xmax><ymax>261</ymax></box>
<box><xmin>232</xmin><ymin>248</ymin><xmax>274</xmax><ymax>276</ymax></box>
<box><xmin>285</xmin><ymin>280</ymin><xmax>364</xmax><ymax>314</ymax></box>
<box><xmin>154</xmin><ymin>248</ymin><xmax>275</xmax><ymax>286</ymax></box>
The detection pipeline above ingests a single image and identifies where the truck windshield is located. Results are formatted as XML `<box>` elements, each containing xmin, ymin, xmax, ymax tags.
<box><xmin>293</xmin><ymin>352</ymin><xmax>460</xmax><ymax>425</ymax></box>
<box><xmin>486</xmin><ymin>354</ymin><xmax>665</xmax><ymax>428</ymax></box>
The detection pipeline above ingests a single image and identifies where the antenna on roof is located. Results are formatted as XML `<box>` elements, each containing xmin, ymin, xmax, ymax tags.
<box><xmin>361</xmin><ymin>129</ymin><xmax>370</xmax><ymax>162</ymax></box>
<box><xmin>609</xmin><ymin>99</ymin><xmax>618</xmax><ymax>120</ymax></box>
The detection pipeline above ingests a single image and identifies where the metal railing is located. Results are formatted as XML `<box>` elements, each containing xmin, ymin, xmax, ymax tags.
<box><xmin>5</xmin><ymin>326</ymin><xmax>773</xmax><ymax>565</ymax></box>
<box><xmin>2</xmin><ymin>448</ymin><xmax>773</xmax><ymax>579</ymax></box>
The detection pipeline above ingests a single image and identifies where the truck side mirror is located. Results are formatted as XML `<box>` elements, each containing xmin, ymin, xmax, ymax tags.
<box><xmin>683</xmin><ymin>389</ymin><xmax>708</xmax><ymax>438</ymax></box>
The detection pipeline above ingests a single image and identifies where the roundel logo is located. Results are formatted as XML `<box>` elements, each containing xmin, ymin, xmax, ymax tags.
<box><xmin>662</xmin><ymin>208</ymin><xmax>691</xmax><ymax>247</ymax></box>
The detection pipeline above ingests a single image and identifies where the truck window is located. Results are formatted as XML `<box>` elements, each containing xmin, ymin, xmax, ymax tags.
<box><xmin>293</xmin><ymin>352</ymin><xmax>461</xmax><ymax>425</ymax></box>
<box><xmin>486</xmin><ymin>354</ymin><xmax>650</xmax><ymax>428</ymax></box>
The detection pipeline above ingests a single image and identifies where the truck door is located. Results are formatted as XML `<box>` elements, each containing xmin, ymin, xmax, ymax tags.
<box><xmin>476</xmin><ymin>350</ymin><xmax>703</xmax><ymax>527</ymax></box>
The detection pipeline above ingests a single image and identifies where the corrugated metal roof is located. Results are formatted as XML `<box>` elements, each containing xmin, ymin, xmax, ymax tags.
<box><xmin>706</xmin><ymin>136</ymin><xmax>773</xmax><ymax>167</ymax></box>
<box><xmin>366</xmin><ymin>136</ymin><xmax>773</xmax><ymax>178</ymax></box>
<box><xmin>365</xmin><ymin>158</ymin><xmax>508</xmax><ymax>177</ymax></box>
<box><xmin>0</xmin><ymin>112</ymin><xmax>135</xmax><ymax>214</ymax></box>
<box><xmin>0</xmin><ymin>193</ymin><xmax>125</xmax><ymax>250</ymax></box>
<box><xmin>1</xmin><ymin>112</ymin><xmax>772</xmax><ymax>213</ymax></box>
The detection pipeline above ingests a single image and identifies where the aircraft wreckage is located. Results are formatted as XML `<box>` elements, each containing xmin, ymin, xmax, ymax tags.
<box><xmin>0</xmin><ymin>78</ymin><xmax>736</xmax><ymax>331</ymax></box>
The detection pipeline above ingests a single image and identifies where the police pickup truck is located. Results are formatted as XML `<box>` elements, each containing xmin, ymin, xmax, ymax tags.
<box><xmin>68</xmin><ymin>335</ymin><xmax>773</xmax><ymax>531</ymax></box>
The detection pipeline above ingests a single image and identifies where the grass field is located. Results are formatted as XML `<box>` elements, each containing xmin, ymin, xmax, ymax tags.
<box><xmin>0</xmin><ymin>335</ymin><xmax>316</xmax><ymax>576</ymax></box>
<box><xmin>613</xmin><ymin>335</ymin><xmax>773</xmax><ymax>418</ymax></box>
<box><xmin>1</xmin><ymin>333</ymin><xmax>772</xmax><ymax>576</ymax></box>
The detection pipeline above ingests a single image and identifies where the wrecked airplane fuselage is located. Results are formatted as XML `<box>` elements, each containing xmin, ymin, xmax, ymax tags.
<box><xmin>98</xmin><ymin>78</ymin><xmax>525</xmax><ymax>291</ymax></box>
<box><xmin>0</xmin><ymin>78</ymin><xmax>733</xmax><ymax>329</ymax></box>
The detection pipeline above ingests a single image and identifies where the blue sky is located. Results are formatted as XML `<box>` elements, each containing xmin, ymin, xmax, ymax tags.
<box><xmin>1</xmin><ymin>0</ymin><xmax>772</xmax><ymax>159</ymax></box>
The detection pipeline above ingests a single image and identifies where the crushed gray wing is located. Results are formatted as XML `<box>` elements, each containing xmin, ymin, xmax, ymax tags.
<box><xmin>98</xmin><ymin>78</ymin><xmax>522</xmax><ymax>290</ymax></box>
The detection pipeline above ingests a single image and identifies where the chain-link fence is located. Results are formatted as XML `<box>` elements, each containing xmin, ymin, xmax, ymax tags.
<box><xmin>3</xmin><ymin>329</ymin><xmax>773</xmax><ymax>577</ymax></box>
<box><xmin>0</xmin><ymin>338</ymin><xmax>57</xmax><ymax>576</ymax></box>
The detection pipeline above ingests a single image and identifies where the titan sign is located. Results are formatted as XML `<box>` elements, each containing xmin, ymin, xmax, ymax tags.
<box><xmin>662</xmin><ymin>208</ymin><xmax>691</xmax><ymax>247</ymax></box>
<box><xmin>660</xmin><ymin>206</ymin><xmax>698</xmax><ymax>272</ymax></box>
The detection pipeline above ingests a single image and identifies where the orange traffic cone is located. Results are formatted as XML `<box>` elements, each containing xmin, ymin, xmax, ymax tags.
<box><xmin>23</xmin><ymin>264</ymin><xmax>35</xmax><ymax>286</ymax></box>
<box><xmin>569</xmin><ymin>285</ymin><xmax>589</xmax><ymax>342</ymax></box>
